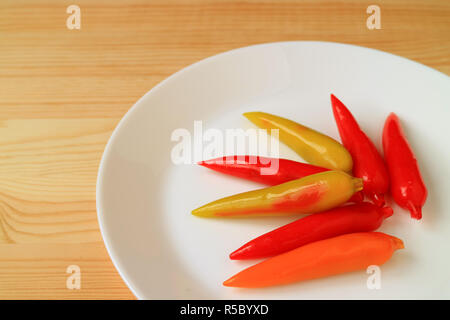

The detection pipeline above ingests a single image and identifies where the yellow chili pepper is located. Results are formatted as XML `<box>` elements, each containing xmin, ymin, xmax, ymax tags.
<box><xmin>244</xmin><ymin>112</ymin><xmax>353</xmax><ymax>172</ymax></box>
<box><xmin>192</xmin><ymin>171</ymin><xmax>363</xmax><ymax>218</ymax></box>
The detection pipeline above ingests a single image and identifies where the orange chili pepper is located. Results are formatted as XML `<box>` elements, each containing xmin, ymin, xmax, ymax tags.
<box><xmin>223</xmin><ymin>232</ymin><xmax>404</xmax><ymax>288</ymax></box>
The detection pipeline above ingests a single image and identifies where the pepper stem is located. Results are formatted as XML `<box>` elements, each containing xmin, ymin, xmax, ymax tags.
<box><xmin>381</xmin><ymin>206</ymin><xmax>393</xmax><ymax>219</ymax></box>
<box><xmin>352</xmin><ymin>178</ymin><xmax>364</xmax><ymax>192</ymax></box>
<box><xmin>390</xmin><ymin>236</ymin><xmax>405</xmax><ymax>250</ymax></box>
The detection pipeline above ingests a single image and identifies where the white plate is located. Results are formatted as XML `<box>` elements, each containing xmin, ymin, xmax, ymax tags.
<box><xmin>97</xmin><ymin>41</ymin><xmax>450</xmax><ymax>299</ymax></box>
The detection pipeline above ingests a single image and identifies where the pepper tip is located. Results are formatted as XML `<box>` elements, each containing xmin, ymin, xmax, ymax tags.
<box><xmin>406</xmin><ymin>202</ymin><xmax>422</xmax><ymax>220</ymax></box>
<box><xmin>222</xmin><ymin>277</ymin><xmax>235</xmax><ymax>287</ymax></box>
<box><xmin>352</xmin><ymin>178</ymin><xmax>364</xmax><ymax>192</ymax></box>
<box><xmin>386</xmin><ymin>112</ymin><xmax>399</xmax><ymax>123</ymax></box>
<box><xmin>191</xmin><ymin>207</ymin><xmax>212</xmax><ymax>218</ymax></box>
<box><xmin>229</xmin><ymin>251</ymin><xmax>238</xmax><ymax>260</ymax></box>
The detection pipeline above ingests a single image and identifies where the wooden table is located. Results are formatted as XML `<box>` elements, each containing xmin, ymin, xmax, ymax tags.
<box><xmin>0</xmin><ymin>0</ymin><xmax>448</xmax><ymax>299</ymax></box>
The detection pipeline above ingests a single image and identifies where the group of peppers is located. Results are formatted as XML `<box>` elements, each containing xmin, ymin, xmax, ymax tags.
<box><xmin>192</xmin><ymin>94</ymin><xmax>427</xmax><ymax>288</ymax></box>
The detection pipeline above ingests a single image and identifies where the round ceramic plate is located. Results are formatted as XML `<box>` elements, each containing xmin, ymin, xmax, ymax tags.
<box><xmin>97</xmin><ymin>41</ymin><xmax>450</xmax><ymax>299</ymax></box>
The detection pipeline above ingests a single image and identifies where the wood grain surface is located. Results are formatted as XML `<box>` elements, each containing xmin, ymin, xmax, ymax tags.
<box><xmin>0</xmin><ymin>0</ymin><xmax>449</xmax><ymax>299</ymax></box>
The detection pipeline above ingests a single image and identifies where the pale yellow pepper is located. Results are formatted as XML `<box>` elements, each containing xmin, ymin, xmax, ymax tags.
<box><xmin>244</xmin><ymin>112</ymin><xmax>353</xmax><ymax>172</ymax></box>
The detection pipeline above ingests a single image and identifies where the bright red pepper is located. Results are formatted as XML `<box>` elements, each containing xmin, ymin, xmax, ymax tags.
<box><xmin>199</xmin><ymin>156</ymin><xmax>328</xmax><ymax>185</ymax></box>
<box><xmin>229</xmin><ymin>202</ymin><xmax>393</xmax><ymax>260</ymax></box>
<box><xmin>199</xmin><ymin>155</ymin><xmax>364</xmax><ymax>203</ymax></box>
<box><xmin>382</xmin><ymin>113</ymin><xmax>427</xmax><ymax>219</ymax></box>
<box><xmin>331</xmin><ymin>94</ymin><xmax>390</xmax><ymax>207</ymax></box>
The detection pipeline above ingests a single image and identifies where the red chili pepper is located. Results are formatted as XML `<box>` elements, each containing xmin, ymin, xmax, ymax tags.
<box><xmin>198</xmin><ymin>156</ymin><xmax>327</xmax><ymax>185</ymax></box>
<box><xmin>331</xmin><ymin>94</ymin><xmax>390</xmax><ymax>207</ymax></box>
<box><xmin>199</xmin><ymin>155</ymin><xmax>364</xmax><ymax>203</ymax></box>
<box><xmin>382</xmin><ymin>113</ymin><xmax>427</xmax><ymax>219</ymax></box>
<box><xmin>229</xmin><ymin>202</ymin><xmax>392</xmax><ymax>260</ymax></box>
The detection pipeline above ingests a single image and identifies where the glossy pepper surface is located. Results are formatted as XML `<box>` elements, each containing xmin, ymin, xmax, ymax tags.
<box><xmin>192</xmin><ymin>171</ymin><xmax>363</xmax><ymax>218</ymax></box>
<box><xmin>331</xmin><ymin>94</ymin><xmax>390</xmax><ymax>206</ymax></box>
<box><xmin>223</xmin><ymin>232</ymin><xmax>404</xmax><ymax>288</ymax></box>
<box><xmin>230</xmin><ymin>202</ymin><xmax>393</xmax><ymax>260</ymax></box>
<box><xmin>382</xmin><ymin>113</ymin><xmax>427</xmax><ymax>219</ymax></box>
<box><xmin>198</xmin><ymin>155</ymin><xmax>364</xmax><ymax>203</ymax></box>
<box><xmin>243</xmin><ymin>112</ymin><xmax>353</xmax><ymax>172</ymax></box>
<box><xmin>198</xmin><ymin>155</ymin><xmax>328</xmax><ymax>186</ymax></box>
